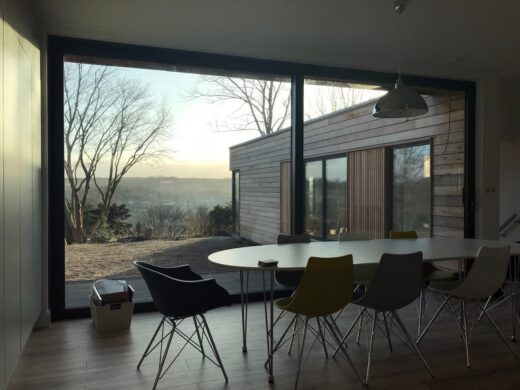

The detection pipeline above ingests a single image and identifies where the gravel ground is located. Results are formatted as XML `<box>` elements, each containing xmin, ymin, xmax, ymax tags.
<box><xmin>65</xmin><ymin>236</ymin><xmax>253</xmax><ymax>281</ymax></box>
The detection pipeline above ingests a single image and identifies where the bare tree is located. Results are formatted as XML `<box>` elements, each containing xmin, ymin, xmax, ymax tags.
<box><xmin>306</xmin><ymin>86</ymin><xmax>370</xmax><ymax>119</ymax></box>
<box><xmin>64</xmin><ymin>62</ymin><xmax>172</xmax><ymax>243</ymax></box>
<box><xmin>188</xmin><ymin>76</ymin><xmax>291</xmax><ymax>136</ymax></box>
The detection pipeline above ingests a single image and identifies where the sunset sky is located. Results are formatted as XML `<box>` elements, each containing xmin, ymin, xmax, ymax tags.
<box><xmin>72</xmin><ymin>63</ymin><xmax>385</xmax><ymax>179</ymax></box>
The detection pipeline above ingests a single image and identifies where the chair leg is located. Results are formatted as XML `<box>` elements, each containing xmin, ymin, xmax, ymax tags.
<box><xmin>461</xmin><ymin>299</ymin><xmax>470</xmax><ymax>368</ymax></box>
<box><xmin>294</xmin><ymin>317</ymin><xmax>309</xmax><ymax>390</ymax></box>
<box><xmin>200</xmin><ymin>314</ymin><xmax>228</xmax><ymax>382</ymax></box>
<box><xmin>323</xmin><ymin>316</ymin><xmax>365</xmax><ymax>386</ymax></box>
<box><xmin>316</xmin><ymin>317</ymin><xmax>328</xmax><ymax>358</ymax></box>
<box><xmin>417</xmin><ymin>295</ymin><xmax>450</xmax><ymax>344</ymax></box>
<box><xmin>153</xmin><ymin>322</ymin><xmax>175</xmax><ymax>390</ymax></box>
<box><xmin>193</xmin><ymin>316</ymin><xmax>205</xmax><ymax>356</ymax></box>
<box><xmin>137</xmin><ymin>316</ymin><xmax>165</xmax><ymax>370</ymax></box>
<box><xmin>365</xmin><ymin>311</ymin><xmax>377</xmax><ymax>385</ymax></box>
<box><xmin>332</xmin><ymin>307</ymin><xmax>365</xmax><ymax>358</ymax></box>
<box><xmin>478</xmin><ymin>302</ymin><xmax>518</xmax><ymax>358</ymax></box>
<box><xmin>392</xmin><ymin>311</ymin><xmax>434</xmax><ymax>378</ymax></box>
<box><xmin>357</xmin><ymin>306</ymin><xmax>365</xmax><ymax>345</ymax></box>
<box><xmin>383</xmin><ymin>311</ymin><xmax>393</xmax><ymax>352</ymax></box>
<box><xmin>264</xmin><ymin>313</ymin><xmax>298</xmax><ymax>368</ymax></box>
<box><xmin>418</xmin><ymin>289</ymin><xmax>426</xmax><ymax>338</ymax></box>
<box><xmin>288</xmin><ymin>315</ymin><xmax>299</xmax><ymax>355</ymax></box>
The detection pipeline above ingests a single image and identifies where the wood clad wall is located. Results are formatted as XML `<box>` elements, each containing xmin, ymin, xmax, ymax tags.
<box><xmin>347</xmin><ymin>148</ymin><xmax>386</xmax><ymax>238</ymax></box>
<box><xmin>0</xmin><ymin>2</ymin><xmax>42</xmax><ymax>389</ymax></box>
<box><xmin>279</xmin><ymin>161</ymin><xmax>291</xmax><ymax>234</ymax></box>
<box><xmin>230</xmin><ymin>90</ymin><xmax>465</xmax><ymax>244</ymax></box>
<box><xmin>229</xmin><ymin>131</ymin><xmax>290</xmax><ymax>243</ymax></box>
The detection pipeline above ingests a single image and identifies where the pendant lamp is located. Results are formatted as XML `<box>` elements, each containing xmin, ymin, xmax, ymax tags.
<box><xmin>373</xmin><ymin>0</ymin><xmax>428</xmax><ymax>118</ymax></box>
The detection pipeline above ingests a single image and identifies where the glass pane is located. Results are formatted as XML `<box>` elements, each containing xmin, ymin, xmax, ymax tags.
<box><xmin>392</xmin><ymin>144</ymin><xmax>431</xmax><ymax>237</ymax></box>
<box><xmin>63</xmin><ymin>57</ymin><xmax>291</xmax><ymax>308</ymax></box>
<box><xmin>325</xmin><ymin>157</ymin><xmax>347</xmax><ymax>239</ymax></box>
<box><xmin>305</xmin><ymin>160</ymin><xmax>323</xmax><ymax>237</ymax></box>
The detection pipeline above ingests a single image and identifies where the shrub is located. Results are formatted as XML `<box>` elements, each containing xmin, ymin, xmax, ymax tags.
<box><xmin>90</xmin><ymin>223</ymin><xmax>116</xmax><ymax>243</ymax></box>
<box><xmin>209</xmin><ymin>204</ymin><xmax>232</xmax><ymax>235</ymax></box>
<box><xmin>139</xmin><ymin>205</ymin><xmax>186</xmax><ymax>239</ymax></box>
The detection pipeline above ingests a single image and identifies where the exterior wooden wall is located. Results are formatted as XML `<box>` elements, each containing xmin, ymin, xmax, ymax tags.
<box><xmin>348</xmin><ymin>148</ymin><xmax>386</xmax><ymax>239</ymax></box>
<box><xmin>230</xmin><ymin>90</ymin><xmax>465</xmax><ymax>244</ymax></box>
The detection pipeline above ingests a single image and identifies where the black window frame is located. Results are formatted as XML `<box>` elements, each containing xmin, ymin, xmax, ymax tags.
<box><xmin>304</xmin><ymin>154</ymin><xmax>348</xmax><ymax>241</ymax></box>
<box><xmin>387</xmin><ymin>140</ymin><xmax>433</xmax><ymax>238</ymax></box>
<box><xmin>48</xmin><ymin>36</ymin><xmax>476</xmax><ymax>319</ymax></box>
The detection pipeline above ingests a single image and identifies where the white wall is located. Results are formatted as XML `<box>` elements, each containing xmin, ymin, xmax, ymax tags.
<box><xmin>475</xmin><ymin>79</ymin><xmax>520</xmax><ymax>240</ymax></box>
<box><xmin>0</xmin><ymin>0</ymin><xmax>42</xmax><ymax>388</ymax></box>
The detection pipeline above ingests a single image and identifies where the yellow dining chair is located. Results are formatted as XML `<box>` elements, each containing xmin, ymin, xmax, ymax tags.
<box><xmin>273</xmin><ymin>255</ymin><xmax>364</xmax><ymax>389</ymax></box>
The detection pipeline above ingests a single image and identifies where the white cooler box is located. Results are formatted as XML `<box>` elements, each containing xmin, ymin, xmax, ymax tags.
<box><xmin>89</xmin><ymin>279</ymin><xmax>135</xmax><ymax>332</ymax></box>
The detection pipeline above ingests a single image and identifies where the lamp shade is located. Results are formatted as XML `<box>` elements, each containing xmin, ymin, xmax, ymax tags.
<box><xmin>372</xmin><ymin>79</ymin><xmax>428</xmax><ymax>118</ymax></box>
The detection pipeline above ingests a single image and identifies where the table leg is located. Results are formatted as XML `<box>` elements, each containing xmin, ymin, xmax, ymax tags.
<box><xmin>240</xmin><ymin>270</ymin><xmax>250</xmax><ymax>352</ymax></box>
<box><xmin>262</xmin><ymin>270</ymin><xmax>275</xmax><ymax>383</ymax></box>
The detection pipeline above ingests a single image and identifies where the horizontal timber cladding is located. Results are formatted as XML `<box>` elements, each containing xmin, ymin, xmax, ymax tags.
<box><xmin>230</xmin><ymin>90</ymin><xmax>465</xmax><ymax>244</ymax></box>
<box><xmin>348</xmin><ymin>148</ymin><xmax>386</xmax><ymax>239</ymax></box>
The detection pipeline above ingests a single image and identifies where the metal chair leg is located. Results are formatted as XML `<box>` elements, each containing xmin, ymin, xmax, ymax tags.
<box><xmin>137</xmin><ymin>316</ymin><xmax>165</xmax><ymax>370</ymax></box>
<box><xmin>201</xmin><ymin>315</ymin><xmax>228</xmax><ymax>382</ymax></box>
<box><xmin>294</xmin><ymin>318</ymin><xmax>309</xmax><ymax>390</ymax></box>
<box><xmin>366</xmin><ymin>311</ymin><xmax>377</xmax><ymax>384</ymax></box>
<box><xmin>418</xmin><ymin>289</ymin><xmax>425</xmax><ymax>337</ymax></box>
<box><xmin>316</xmin><ymin>317</ymin><xmax>328</xmax><ymax>358</ymax></box>
<box><xmin>323</xmin><ymin>316</ymin><xmax>365</xmax><ymax>386</ymax></box>
<box><xmin>152</xmin><ymin>323</ymin><xmax>175</xmax><ymax>390</ymax></box>
<box><xmin>332</xmin><ymin>306</ymin><xmax>365</xmax><ymax>358</ymax></box>
<box><xmin>461</xmin><ymin>299</ymin><xmax>470</xmax><ymax>368</ymax></box>
<box><xmin>383</xmin><ymin>311</ymin><xmax>393</xmax><ymax>352</ymax></box>
<box><xmin>417</xmin><ymin>294</ymin><xmax>450</xmax><ymax>344</ymax></box>
<box><xmin>357</xmin><ymin>306</ymin><xmax>364</xmax><ymax>345</ymax></box>
<box><xmin>478</xmin><ymin>302</ymin><xmax>518</xmax><ymax>358</ymax></box>
<box><xmin>392</xmin><ymin>311</ymin><xmax>434</xmax><ymax>378</ymax></box>
<box><xmin>194</xmin><ymin>316</ymin><xmax>205</xmax><ymax>356</ymax></box>
<box><xmin>264</xmin><ymin>313</ymin><xmax>298</xmax><ymax>368</ymax></box>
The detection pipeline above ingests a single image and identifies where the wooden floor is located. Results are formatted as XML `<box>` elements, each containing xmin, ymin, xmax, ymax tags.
<box><xmin>8</xmin><ymin>298</ymin><xmax>520</xmax><ymax>390</ymax></box>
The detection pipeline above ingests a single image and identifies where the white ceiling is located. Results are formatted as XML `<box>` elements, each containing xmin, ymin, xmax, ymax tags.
<box><xmin>39</xmin><ymin>0</ymin><xmax>520</xmax><ymax>82</ymax></box>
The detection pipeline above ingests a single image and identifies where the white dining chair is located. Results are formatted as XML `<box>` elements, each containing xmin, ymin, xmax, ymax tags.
<box><xmin>417</xmin><ymin>246</ymin><xmax>517</xmax><ymax>367</ymax></box>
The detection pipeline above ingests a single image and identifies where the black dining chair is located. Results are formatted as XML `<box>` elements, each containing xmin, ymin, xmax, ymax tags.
<box><xmin>134</xmin><ymin>261</ymin><xmax>231</xmax><ymax>390</ymax></box>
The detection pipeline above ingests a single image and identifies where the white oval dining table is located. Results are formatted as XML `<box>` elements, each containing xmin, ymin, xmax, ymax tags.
<box><xmin>208</xmin><ymin>238</ymin><xmax>520</xmax><ymax>383</ymax></box>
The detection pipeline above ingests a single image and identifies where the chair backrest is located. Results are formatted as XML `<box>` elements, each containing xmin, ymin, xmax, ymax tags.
<box><xmin>277</xmin><ymin>233</ymin><xmax>311</xmax><ymax>244</ymax></box>
<box><xmin>283</xmin><ymin>255</ymin><xmax>354</xmax><ymax>317</ymax></box>
<box><xmin>450</xmin><ymin>246</ymin><xmax>511</xmax><ymax>299</ymax></box>
<box><xmin>134</xmin><ymin>261</ymin><xmax>229</xmax><ymax>318</ymax></box>
<box><xmin>275</xmin><ymin>233</ymin><xmax>310</xmax><ymax>288</ymax></box>
<box><xmin>389</xmin><ymin>230</ymin><xmax>418</xmax><ymax>239</ymax></box>
<box><xmin>357</xmin><ymin>252</ymin><xmax>423</xmax><ymax>312</ymax></box>
<box><xmin>338</xmin><ymin>232</ymin><xmax>370</xmax><ymax>241</ymax></box>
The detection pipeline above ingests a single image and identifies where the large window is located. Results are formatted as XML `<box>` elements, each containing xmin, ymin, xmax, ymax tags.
<box><xmin>392</xmin><ymin>143</ymin><xmax>432</xmax><ymax>237</ymax></box>
<box><xmin>49</xmin><ymin>38</ymin><xmax>474</xmax><ymax>318</ymax></box>
<box><xmin>61</xmin><ymin>56</ymin><xmax>291</xmax><ymax>310</ymax></box>
<box><xmin>305</xmin><ymin>156</ymin><xmax>347</xmax><ymax>239</ymax></box>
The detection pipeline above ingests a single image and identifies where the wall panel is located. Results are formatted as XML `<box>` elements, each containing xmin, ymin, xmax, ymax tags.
<box><xmin>3</xmin><ymin>19</ymin><xmax>22</xmax><ymax>381</ymax></box>
<box><xmin>0</xmin><ymin>3</ymin><xmax>42</xmax><ymax>388</ymax></box>
<box><xmin>347</xmin><ymin>148</ymin><xmax>386</xmax><ymax>238</ymax></box>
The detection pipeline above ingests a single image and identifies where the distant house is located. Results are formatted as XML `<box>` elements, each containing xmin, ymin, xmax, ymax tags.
<box><xmin>230</xmin><ymin>91</ymin><xmax>465</xmax><ymax>244</ymax></box>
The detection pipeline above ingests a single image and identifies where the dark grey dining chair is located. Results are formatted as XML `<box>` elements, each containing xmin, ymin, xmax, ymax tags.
<box><xmin>333</xmin><ymin>252</ymin><xmax>434</xmax><ymax>384</ymax></box>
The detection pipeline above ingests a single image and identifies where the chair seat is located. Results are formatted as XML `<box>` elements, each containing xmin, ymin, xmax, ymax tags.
<box><xmin>428</xmin><ymin>280</ymin><xmax>462</xmax><ymax>294</ymax></box>
<box><xmin>274</xmin><ymin>296</ymin><xmax>292</xmax><ymax>310</ymax></box>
